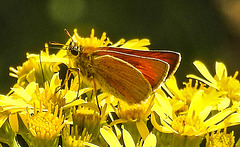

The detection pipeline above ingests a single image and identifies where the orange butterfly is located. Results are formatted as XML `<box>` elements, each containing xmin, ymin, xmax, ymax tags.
<box><xmin>65</xmin><ymin>30</ymin><xmax>181</xmax><ymax>104</ymax></box>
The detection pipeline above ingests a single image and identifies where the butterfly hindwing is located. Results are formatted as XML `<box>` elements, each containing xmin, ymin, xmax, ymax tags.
<box><xmin>93</xmin><ymin>55</ymin><xmax>153</xmax><ymax>103</ymax></box>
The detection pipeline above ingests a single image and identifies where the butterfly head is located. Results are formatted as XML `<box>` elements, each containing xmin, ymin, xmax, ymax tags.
<box><xmin>64</xmin><ymin>29</ymin><xmax>84</xmax><ymax>56</ymax></box>
<box><xmin>67</xmin><ymin>41</ymin><xmax>83</xmax><ymax>56</ymax></box>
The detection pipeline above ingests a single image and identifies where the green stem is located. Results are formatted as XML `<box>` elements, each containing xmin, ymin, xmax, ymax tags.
<box><xmin>171</xmin><ymin>133</ymin><xmax>203</xmax><ymax>147</ymax></box>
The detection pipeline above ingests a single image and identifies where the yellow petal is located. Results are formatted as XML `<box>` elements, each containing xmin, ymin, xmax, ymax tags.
<box><xmin>109</xmin><ymin>113</ymin><xmax>122</xmax><ymax>139</ymax></box>
<box><xmin>143</xmin><ymin>133</ymin><xmax>156</xmax><ymax>147</ymax></box>
<box><xmin>193</xmin><ymin>61</ymin><xmax>217</xmax><ymax>84</ymax></box>
<box><xmin>150</xmin><ymin>112</ymin><xmax>174</xmax><ymax>133</ymax></box>
<box><xmin>65</xmin><ymin>87</ymin><xmax>93</xmax><ymax>103</ymax></box>
<box><xmin>120</xmin><ymin>39</ymin><xmax>150</xmax><ymax>50</ymax></box>
<box><xmin>154</xmin><ymin>92</ymin><xmax>173</xmax><ymax>118</ymax></box>
<box><xmin>227</xmin><ymin>113</ymin><xmax>240</xmax><ymax>124</ymax></box>
<box><xmin>199</xmin><ymin>106</ymin><xmax>212</xmax><ymax>121</ymax></box>
<box><xmin>216</xmin><ymin>62</ymin><xmax>227</xmax><ymax>80</ymax></box>
<box><xmin>50</xmin><ymin>73</ymin><xmax>61</xmax><ymax>90</ymax></box>
<box><xmin>0</xmin><ymin>112</ymin><xmax>9</xmax><ymax>128</ymax></box>
<box><xmin>18</xmin><ymin>112</ymin><xmax>28</xmax><ymax>129</ymax></box>
<box><xmin>12</xmin><ymin>86</ymin><xmax>31</xmax><ymax>102</ymax></box>
<box><xmin>9</xmin><ymin>113</ymin><xmax>18</xmax><ymax>132</ymax></box>
<box><xmin>64</xmin><ymin>91</ymin><xmax>78</xmax><ymax>103</ymax></box>
<box><xmin>122</xmin><ymin>126</ymin><xmax>135</xmax><ymax>147</ymax></box>
<box><xmin>214</xmin><ymin>97</ymin><xmax>230</xmax><ymax>111</ymax></box>
<box><xmin>204</xmin><ymin>107</ymin><xmax>237</xmax><ymax>127</ymax></box>
<box><xmin>26</xmin><ymin>69</ymin><xmax>36</xmax><ymax>83</ymax></box>
<box><xmin>187</xmin><ymin>74</ymin><xmax>218</xmax><ymax>89</ymax></box>
<box><xmin>187</xmin><ymin>61</ymin><xmax>218</xmax><ymax>89</ymax></box>
<box><xmin>161</xmin><ymin>83</ymin><xmax>174</xmax><ymax>98</ymax></box>
<box><xmin>111</xmin><ymin>38</ymin><xmax>125</xmax><ymax>47</ymax></box>
<box><xmin>82</xmin><ymin>142</ymin><xmax>99</xmax><ymax>147</ymax></box>
<box><xmin>63</xmin><ymin>99</ymin><xmax>85</xmax><ymax>109</ymax></box>
<box><xmin>25</xmin><ymin>82</ymin><xmax>38</xmax><ymax>96</ymax></box>
<box><xmin>79</xmin><ymin>102</ymin><xmax>100</xmax><ymax>113</ymax></box>
<box><xmin>136</xmin><ymin>120</ymin><xmax>149</xmax><ymax>140</ymax></box>
<box><xmin>188</xmin><ymin>90</ymin><xmax>204</xmax><ymax>118</ymax></box>
<box><xmin>165</xmin><ymin>76</ymin><xmax>184</xmax><ymax>100</ymax></box>
<box><xmin>100</xmin><ymin>126</ymin><xmax>122</xmax><ymax>147</ymax></box>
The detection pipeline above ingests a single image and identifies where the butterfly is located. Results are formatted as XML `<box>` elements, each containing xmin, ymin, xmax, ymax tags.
<box><xmin>64</xmin><ymin>30</ymin><xmax>181</xmax><ymax>104</ymax></box>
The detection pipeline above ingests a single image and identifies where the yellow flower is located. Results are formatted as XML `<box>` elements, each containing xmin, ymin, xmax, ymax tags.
<box><xmin>9</xmin><ymin>44</ymin><xmax>68</xmax><ymax>88</ymax></box>
<box><xmin>151</xmin><ymin>89</ymin><xmax>240</xmax><ymax>137</ymax></box>
<box><xmin>110</xmin><ymin>97</ymin><xmax>154</xmax><ymax>141</ymax></box>
<box><xmin>10</xmin><ymin>73</ymin><xmax>91</xmax><ymax>111</ymax></box>
<box><xmin>26</xmin><ymin>103</ymin><xmax>65</xmax><ymax>146</ymax></box>
<box><xmin>162</xmin><ymin>76</ymin><xmax>229</xmax><ymax>114</ymax></box>
<box><xmin>98</xmin><ymin>93</ymin><xmax>119</xmax><ymax>113</ymax></box>
<box><xmin>0</xmin><ymin>73</ymin><xmax>91</xmax><ymax>132</ymax></box>
<box><xmin>206</xmin><ymin>128</ymin><xmax>235</xmax><ymax>147</ymax></box>
<box><xmin>162</xmin><ymin>76</ymin><xmax>204</xmax><ymax>114</ymax></box>
<box><xmin>0</xmin><ymin>94</ymin><xmax>32</xmax><ymax>130</ymax></box>
<box><xmin>110</xmin><ymin>38</ymin><xmax>150</xmax><ymax>50</ymax></box>
<box><xmin>64</xmin><ymin>29</ymin><xmax>150</xmax><ymax>50</ymax></box>
<box><xmin>100</xmin><ymin>125</ymin><xmax>156</xmax><ymax>147</ymax></box>
<box><xmin>0</xmin><ymin>94</ymin><xmax>32</xmax><ymax>114</ymax></box>
<box><xmin>72</xmin><ymin>103</ymin><xmax>107</xmax><ymax>144</ymax></box>
<box><xmin>187</xmin><ymin>61</ymin><xmax>240</xmax><ymax>102</ymax></box>
<box><xmin>62</xmin><ymin>124</ymin><xmax>99</xmax><ymax>147</ymax></box>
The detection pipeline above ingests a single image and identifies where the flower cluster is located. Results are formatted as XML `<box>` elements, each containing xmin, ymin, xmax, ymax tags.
<box><xmin>0</xmin><ymin>29</ymin><xmax>240</xmax><ymax>147</ymax></box>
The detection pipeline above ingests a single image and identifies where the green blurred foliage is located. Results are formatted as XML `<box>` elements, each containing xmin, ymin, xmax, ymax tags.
<box><xmin>0</xmin><ymin>0</ymin><xmax>239</xmax><ymax>94</ymax></box>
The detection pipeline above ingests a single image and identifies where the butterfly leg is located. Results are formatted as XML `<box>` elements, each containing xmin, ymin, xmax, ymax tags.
<box><xmin>55</xmin><ymin>68</ymin><xmax>81</xmax><ymax>100</ymax></box>
<box><xmin>55</xmin><ymin>68</ymin><xmax>72</xmax><ymax>93</ymax></box>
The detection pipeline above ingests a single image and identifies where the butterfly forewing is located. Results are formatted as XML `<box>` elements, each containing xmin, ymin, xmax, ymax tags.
<box><xmin>93</xmin><ymin>55</ymin><xmax>153</xmax><ymax>104</ymax></box>
<box><xmin>98</xmin><ymin>47</ymin><xmax>181</xmax><ymax>77</ymax></box>
<box><xmin>93</xmin><ymin>50</ymin><xmax>170</xmax><ymax>89</ymax></box>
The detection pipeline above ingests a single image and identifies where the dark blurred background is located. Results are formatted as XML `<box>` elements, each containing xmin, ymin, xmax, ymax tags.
<box><xmin>0</xmin><ymin>0</ymin><xmax>240</xmax><ymax>94</ymax></box>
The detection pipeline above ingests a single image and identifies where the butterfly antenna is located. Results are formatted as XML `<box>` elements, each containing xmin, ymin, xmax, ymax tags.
<box><xmin>49</xmin><ymin>41</ymin><xmax>65</xmax><ymax>46</ymax></box>
<box><xmin>64</xmin><ymin>29</ymin><xmax>72</xmax><ymax>38</ymax></box>
<box><xmin>64</xmin><ymin>29</ymin><xmax>76</xmax><ymax>44</ymax></box>
<box><xmin>49</xmin><ymin>29</ymin><xmax>73</xmax><ymax>48</ymax></box>
<box><xmin>48</xmin><ymin>41</ymin><xmax>70</xmax><ymax>51</ymax></box>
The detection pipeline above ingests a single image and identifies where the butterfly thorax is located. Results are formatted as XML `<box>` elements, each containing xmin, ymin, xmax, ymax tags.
<box><xmin>67</xmin><ymin>44</ymin><xmax>98</xmax><ymax>86</ymax></box>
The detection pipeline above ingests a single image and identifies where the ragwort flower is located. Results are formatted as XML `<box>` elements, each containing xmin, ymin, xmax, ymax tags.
<box><xmin>206</xmin><ymin>128</ymin><xmax>235</xmax><ymax>147</ymax></box>
<box><xmin>9</xmin><ymin>44</ymin><xmax>68</xmax><ymax>88</ymax></box>
<box><xmin>110</xmin><ymin>96</ymin><xmax>154</xmax><ymax>142</ymax></box>
<box><xmin>62</xmin><ymin>124</ymin><xmax>99</xmax><ymax>147</ymax></box>
<box><xmin>187</xmin><ymin>61</ymin><xmax>240</xmax><ymax>102</ymax></box>
<box><xmin>71</xmin><ymin>102</ymin><xmax>107</xmax><ymax>144</ymax></box>
<box><xmin>9</xmin><ymin>73</ymin><xmax>91</xmax><ymax>112</ymax></box>
<box><xmin>26</xmin><ymin>103</ymin><xmax>65</xmax><ymax>147</ymax></box>
<box><xmin>162</xmin><ymin>75</ymin><xmax>229</xmax><ymax>115</ymax></box>
<box><xmin>64</xmin><ymin>29</ymin><xmax>150</xmax><ymax>51</ymax></box>
<box><xmin>0</xmin><ymin>72</ymin><xmax>90</xmax><ymax>134</ymax></box>
<box><xmin>151</xmin><ymin>83</ymin><xmax>240</xmax><ymax>146</ymax></box>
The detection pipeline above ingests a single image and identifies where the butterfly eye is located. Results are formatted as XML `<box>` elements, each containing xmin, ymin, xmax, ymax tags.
<box><xmin>70</xmin><ymin>48</ymin><xmax>79</xmax><ymax>56</ymax></box>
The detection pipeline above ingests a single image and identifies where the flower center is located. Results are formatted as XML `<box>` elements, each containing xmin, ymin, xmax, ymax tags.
<box><xmin>117</xmin><ymin>102</ymin><xmax>149</xmax><ymax>122</ymax></box>
<box><xmin>171</xmin><ymin>115</ymin><xmax>206</xmax><ymax>136</ymax></box>
<box><xmin>28</xmin><ymin>109</ymin><xmax>64</xmax><ymax>140</ymax></box>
